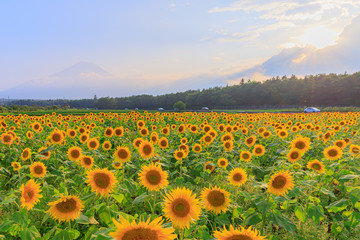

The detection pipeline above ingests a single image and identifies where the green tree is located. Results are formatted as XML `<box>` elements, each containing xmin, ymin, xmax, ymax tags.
<box><xmin>173</xmin><ymin>100</ymin><xmax>186</xmax><ymax>110</ymax></box>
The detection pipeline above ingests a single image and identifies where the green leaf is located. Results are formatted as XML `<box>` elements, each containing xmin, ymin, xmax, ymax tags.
<box><xmin>20</xmin><ymin>226</ymin><xmax>41</xmax><ymax>240</ymax></box>
<box><xmin>113</xmin><ymin>194</ymin><xmax>125</xmax><ymax>205</ymax></box>
<box><xmin>245</xmin><ymin>213</ymin><xmax>262</xmax><ymax>225</ymax></box>
<box><xmin>306</xmin><ymin>204</ymin><xmax>325</xmax><ymax>224</ymax></box>
<box><xmin>215</xmin><ymin>213</ymin><xmax>231</xmax><ymax>226</ymax></box>
<box><xmin>320</xmin><ymin>188</ymin><xmax>336</xmax><ymax>199</ymax></box>
<box><xmin>326</xmin><ymin>199</ymin><xmax>349</xmax><ymax>213</ymax></box>
<box><xmin>53</xmin><ymin>230</ymin><xmax>71</xmax><ymax>240</ymax></box>
<box><xmin>269</xmin><ymin>211</ymin><xmax>297</xmax><ymax>235</ymax></box>
<box><xmin>12</xmin><ymin>211</ymin><xmax>27</xmax><ymax>226</ymax></box>
<box><xmin>349</xmin><ymin>188</ymin><xmax>360</xmax><ymax>205</ymax></box>
<box><xmin>132</xmin><ymin>192</ymin><xmax>150</xmax><ymax>204</ymax></box>
<box><xmin>294</xmin><ymin>206</ymin><xmax>306</xmax><ymax>223</ymax></box>
<box><xmin>339</xmin><ymin>175</ymin><xmax>360</xmax><ymax>181</ymax></box>
<box><xmin>41</xmin><ymin>227</ymin><xmax>56</xmax><ymax>240</ymax></box>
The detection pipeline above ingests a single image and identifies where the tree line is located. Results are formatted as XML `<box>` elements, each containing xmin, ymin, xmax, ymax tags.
<box><xmin>5</xmin><ymin>72</ymin><xmax>360</xmax><ymax>110</ymax></box>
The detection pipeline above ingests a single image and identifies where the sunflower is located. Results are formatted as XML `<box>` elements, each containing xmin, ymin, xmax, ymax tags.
<box><xmin>47</xmin><ymin>195</ymin><xmax>84</xmax><ymax>222</ymax></box>
<box><xmin>79</xmin><ymin>133</ymin><xmax>89</xmax><ymax>144</ymax></box>
<box><xmin>26</xmin><ymin>131</ymin><xmax>34</xmax><ymax>139</ymax></box>
<box><xmin>0</xmin><ymin>133</ymin><xmax>13</xmax><ymax>145</ymax></box>
<box><xmin>192</xmin><ymin>143</ymin><xmax>202</xmax><ymax>153</ymax></box>
<box><xmin>138</xmin><ymin>163</ymin><xmax>169</xmax><ymax>191</ymax></box>
<box><xmin>349</xmin><ymin>144</ymin><xmax>360</xmax><ymax>155</ymax></box>
<box><xmin>104</xmin><ymin>127</ymin><xmax>114</xmax><ymax>137</ymax></box>
<box><xmin>223</xmin><ymin>140</ymin><xmax>233</xmax><ymax>152</ymax></box>
<box><xmin>268</xmin><ymin>170</ymin><xmax>294</xmax><ymax>196</ymax></box>
<box><xmin>323</xmin><ymin>145</ymin><xmax>343</xmax><ymax>160</ymax></box>
<box><xmin>252</xmin><ymin>144</ymin><xmax>265</xmax><ymax>156</ymax></box>
<box><xmin>162</xmin><ymin>127</ymin><xmax>170</xmax><ymax>135</ymax></box>
<box><xmin>214</xmin><ymin>225</ymin><xmax>265</xmax><ymax>240</ymax></box>
<box><xmin>150</xmin><ymin>132</ymin><xmax>159</xmax><ymax>144</ymax></box>
<box><xmin>204</xmin><ymin>162</ymin><xmax>216</xmax><ymax>172</ymax></box>
<box><xmin>20</xmin><ymin>179</ymin><xmax>42</xmax><ymax>210</ymax></box>
<box><xmin>174</xmin><ymin>149</ymin><xmax>185</xmax><ymax>161</ymax></box>
<box><xmin>109</xmin><ymin>216</ymin><xmax>176</xmax><ymax>240</ymax></box>
<box><xmin>81</xmin><ymin>156</ymin><xmax>94</xmax><ymax>169</ymax></box>
<box><xmin>201</xmin><ymin>186</ymin><xmax>231</xmax><ymax>214</ymax></box>
<box><xmin>244</xmin><ymin>135</ymin><xmax>256</xmax><ymax>147</ymax></box>
<box><xmin>307</xmin><ymin>159</ymin><xmax>325</xmax><ymax>174</ymax></box>
<box><xmin>86</xmin><ymin>168</ymin><xmax>118</xmax><ymax>196</ymax></box>
<box><xmin>87</xmin><ymin>138</ymin><xmax>100</xmax><ymax>150</ymax></box>
<box><xmin>30</xmin><ymin>162</ymin><xmax>47</xmax><ymax>178</ymax></box>
<box><xmin>286</xmin><ymin>149</ymin><xmax>302</xmax><ymax>163</ymax></box>
<box><xmin>114</xmin><ymin>146</ymin><xmax>132</xmax><ymax>163</ymax></box>
<box><xmin>229</xmin><ymin>168</ymin><xmax>247</xmax><ymax>187</ymax></box>
<box><xmin>67</xmin><ymin>129</ymin><xmax>77</xmax><ymax>138</ymax></box>
<box><xmin>38</xmin><ymin>147</ymin><xmax>51</xmax><ymax>160</ymax></box>
<box><xmin>138</xmin><ymin>140</ymin><xmax>155</xmax><ymax>159</ymax></box>
<box><xmin>21</xmin><ymin>148</ymin><xmax>32</xmax><ymax>161</ymax></box>
<box><xmin>163</xmin><ymin>187</ymin><xmax>201</xmax><ymax>229</ymax></box>
<box><xmin>11</xmin><ymin>161</ymin><xmax>21</xmax><ymax>171</ymax></box>
<box><xmin>278</xmin><ymin>130</ymin><xmax>288</xmax><ymax>139</ymax></box>
<box><xmin>49</xmin><ymin>130</ymin><xmax>64</xmax><ymax>144</ymax></box>
<box><xmin>239</xmin><ymin>151</ymin><xmax>252</xmax><ymax>162</ymax></box>
<box><xmin>102</xmin><ymin>141</ymin><xmax>112</xmax><ymax>151</ymax></box>
<box><xmin>67</xmin><ymin>146</ymin><xmax>82</xmax><ymax>162</ymax></box>
<box><xmin>263</xmin><ymin>131</ymin><xmax>271</xmax><ymax>138</ymax></box>
<box><xmin>114</xmin><ymin>127</ymin><xmax>124</xmax><ymax>137</ymax></box>
<box><xmin>217</xmin><ymin>158</ymin><xmax>228</xmax><ymax>168</ymax></box>
<box><xmin>291</xmin><ymin>136</ymin><xmax>311</xmax><ymax>153</ymax></box>
<box><xmin>133</xmin><ymin>138</ymin><xmax>143</xmax><ymax>149</ymax></box>
<box><xmin>112</xmin><ymin>161</ymin><xmax>123</xmax><ymax>169</ymax></box>
<box><xmin>334</xmin><ymin>140</ymin><xmax>346</xmax><ymax>149</ymax></box>
<box><xmin>158</xmin><ymin>137</ymin><xmax>169</xmax><ymax>149</ymax></box>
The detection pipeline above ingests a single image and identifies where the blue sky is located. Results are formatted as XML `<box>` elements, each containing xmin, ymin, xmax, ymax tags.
<box><xmin>1</xmin><ymin>1</ymin><xmax>360</xmax><ymax>98</ymax></box>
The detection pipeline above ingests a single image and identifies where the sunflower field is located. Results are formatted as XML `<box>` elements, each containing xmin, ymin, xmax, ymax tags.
<box><xmin>0</xmin><ymin>111</ymin><xmax>359</xmax><ymax>240</ymax></box>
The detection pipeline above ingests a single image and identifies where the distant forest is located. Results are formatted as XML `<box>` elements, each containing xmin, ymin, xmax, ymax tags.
<box><xmin>6</xmin><ymin>72</ymin><xmax>360</xmax><ymax>110</ymax></box>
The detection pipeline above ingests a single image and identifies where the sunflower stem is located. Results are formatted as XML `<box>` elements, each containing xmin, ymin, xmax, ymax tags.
<box><xmin>152</xmin><ymin>191</ymin><xmax>157</xmax><ymax>215</ymax></box>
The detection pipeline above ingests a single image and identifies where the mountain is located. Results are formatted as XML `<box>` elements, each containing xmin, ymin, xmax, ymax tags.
<box><xmin>0</xmin><ymin>62</ymin><xmax>144</xmax><ymax>99</ymax></box>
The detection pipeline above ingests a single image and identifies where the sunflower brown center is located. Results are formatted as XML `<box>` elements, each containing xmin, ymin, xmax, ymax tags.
<box><xmin>34</xmin><ymin>165</ymin><xmax>43</xmax><ymax>174</ymax></box>
<box><xmin>23</xmin><ymin>151</ymin><xmax>29</xmax><ymax>158</ymax></box>
<box><xmin>290</xmin><ymin>152</ymin><xmax>299</xmax><ymax>159</ymax></box>
<box><xmin>71</xmin><ymin>150</ymin><xmax>80</xmax><ymax>158</ymax></box>
<box><xmin>142</xmin><ymin>145</ymin><xmax>152</xmax><ymax>155</ymax></box>
<box><xmin>122</xmin><ymin>227</ymin><xmax>158</xmax><ymax>240</ymax></box>
<box><xmin>176</xmin><ymin>152</ymin><xmax>183</xmax><ymax>158</ymax></box>
<box><xmin>4</xmin><ymin>135</ymin><xmax>11</xmax><ymax>142</ymax></box>
<box><xmin>94</xmin><ymin>173</ymin><xmax>110</xmax><ymax>189</ymax></box>
<box><xmin>220</xmin><ymin>160</ymin><xmax>226</xmax><ymax>166</ymax></box>
<box><xmin>205</xmin><ymin>164</ymin><xmax>213</xmax><ymax>170</ymax></box>
<box><xmin>226</xmin><ymin>234</ymin><xmax>252</xmax><ymax>240</ymax></box>
<box><xmin>255</xmin><ymin>148</ymin><xmax>262</xmax><ymax>153</ymax></box>
<box><xmin>55</xmin><ymin>198</ymin><xmax>77</xmax><ymax>213</ymax></box>
<box><xmin>146</xmin><ymin>170</ymin><xmax>161</xmax><ymax>185</ymax></box>
<box><xmin>118</xmin><ymin>149</ymin><xmax>128</xmax><ymax>159</ymax></box>
<box><xmin>272</xmin><ymin>175</ymin><xmax>287</xmax><ymax>189</ymax></box>
<box><xmin>328</xmin><ymin>149</ymin><xmax>337</xmax><ymax>157</ymax></box>
<box><xmin>160</xmin><ymin>140</ymin><xmax>167</xmax><ymax>147</ymax></box>
<box><xmin>242</xmin><ymin>153</ymin><xmax>249</xmax><ymax>159</ymax></box>
<box><xmin>106</xmin><ymin>129</ymin><xmax>112</xmax><ymax>135</ymax></box>
<box><xmin>24</xmin><ymin>188</ymin><xmax>34</xmax><ymax>201</ymax></box>
<box><xmin>312</xmin><ymin>163</ymin><xmax>321</xmax><ymax>170</ymax></box>
<box><xmin>83</xmin><ymin>157</ymin><xmax>92</xmax><ymax>165</ymax></box>
<box><xmin>171</xmin><ymin>198</ymin><xmax>190</xmax><ymax>217</ymax></box>
<box><xmin>207</xmin><ymin>190</ymin><xmax>225</xmax><ymax>207</ymax></box>
<box><xmin>52</xmin><ymin>133</ymin><xmax>61</xmax><ymax>142</ymax></box>
<box><xmin>246</xmin><ymin>138</ymin><xmax>253</xmax><ymax>144</ymax></box>
<box><xmin>233</xmin><ymin>173</ymin><xmax>242</xmax><ymax>182</ymax></box>
<box><xmin>90</xmin><ymin>141</ymin><xmax>97</xmax><ymax>148</ymax></box>
<box><xmin>295</xmin><ymin>141</ymin><xmax>306</xmax><ymax>149</ymax></box>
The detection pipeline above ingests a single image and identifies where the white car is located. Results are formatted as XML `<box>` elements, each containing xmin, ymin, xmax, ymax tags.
<box><xmin>201</xmin><ymin>107</ymin><xmax>210</xmax><ymax>111</ymax></box>
<box><xmin>158</xmin><ymin>108</ymin><xmax>164</xmax><ymax>111</ymax></box>
<box><xmin>304</xmin><ymin>107</ymin><xmax>320</xmax><ymax>113</ymax></box>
